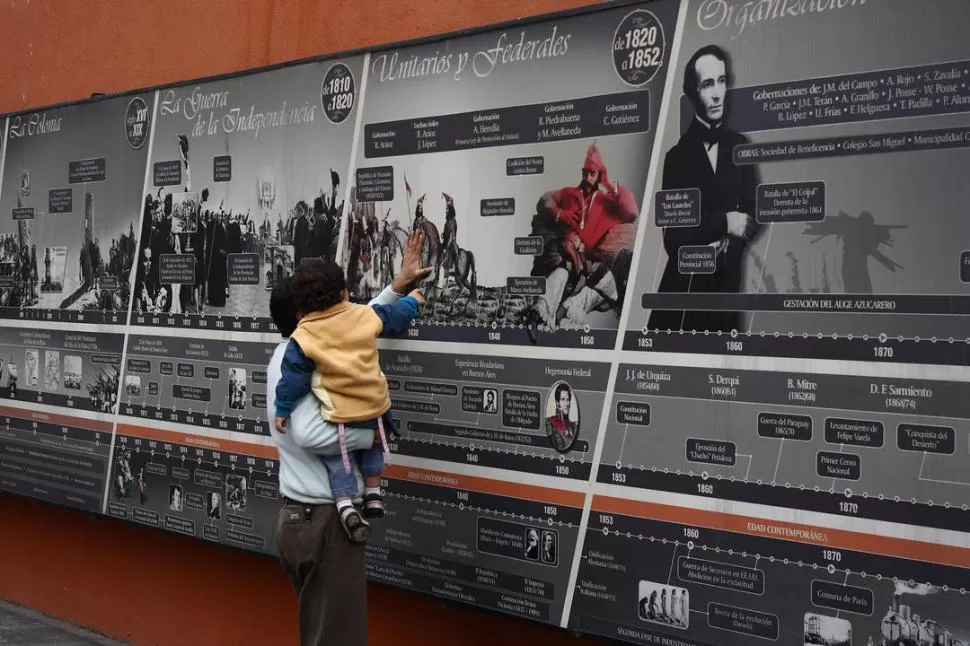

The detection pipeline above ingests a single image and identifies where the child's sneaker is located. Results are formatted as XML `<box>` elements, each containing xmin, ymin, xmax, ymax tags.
<box><xmin>363</xmin><ymin>491</ymin><xmax>385</xmax><ymax>518</ymax></box>
<box><xmin>338</xmin><ymin>505</ymin><xmax>372</xmax><ymax>543</ymax></box>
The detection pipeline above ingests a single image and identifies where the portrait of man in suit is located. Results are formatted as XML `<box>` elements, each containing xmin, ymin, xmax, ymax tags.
<box><xmin>540</xmin><ymin>530</ymin><xmax>557</xmax><ymax>565</ymax></box>
<box><xmin>648</xmin><ymin>45</ymin><xmax>763</xmax><ymax>334</ymax></box>
<box><xmin>169</xmin><ymin>484</ymin><xmax>184</xmax><ymax>512</ymax></box>
<box><xmin>524</xmin><ymin>528</ymin><xmax>540</xmax><ymax>561</ymax></box>
<box><xmin>207</xmin><ymin>491</ymin><xmax>222</xmax><ymax>520</ymax></box>
<box><xmin>544</xmin><ymin>382</ymin><xmax>579</xmax><ymax>453</ymax></box>
<box><xmin>482</xmin><ymin>389</ymin><xmax>497</xmax><ymax>414</ymax></box>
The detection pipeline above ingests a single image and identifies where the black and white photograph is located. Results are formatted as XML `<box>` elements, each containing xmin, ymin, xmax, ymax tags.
<box><xmin>168</xmin><ymin>483</ymin><xmax>184</xmax><ymax>512</ymax></box>
<box><xmin>63</xmin><ymin>355</ymin><xmax>82</xmax><ymax>390</ymax></box>
<box><xmin>0</xmin><ymin>234</ymin><xmax>19</xmax><ymax>291</ymax></box>
<box><xmin>40</xmin><ymin>246</ymin><xmax>67</xmax><ymax>293</ymax></box>
<box><xmin>637</xmin><ymin>580</ymin><xmax>689</xmax><ymax>629</ymax></box>
<box><xmin>869</xmin><ymin>582</ymin><xmax>970</xmax><ymax>646</ymax></box>
<box><xmin>8</xmin><ymin>364</ymin><xmax>18</xmax><ymax>394</ymax></box>
<box><xmin>43</xmin><ymin>350</ymin><xmax>59</xmax><ymax>390</ymax></box>
<box><xmin>87</xmin><ymin>364</ymin><xmax>119</xmax><ymax>414</ymax></box>
<box><xmin>544</xmin><ymin>380</ymin><xmax>579</xmax><ymax>453</ymax></box>
<box><xmin>645</xmin><ymin>42</ymin><xmax>762</xmax><ymax>336</ymax></box>
<box><xmin>523</xmin><ymin>527</ymin><xmax>541</xmax><ymax>561</ymax></box>
<box><xmin>482</xmin><ymin>388</ymin><xmax>498</xmax><ymax>414</ymax></box>
<box><xmin>228</xmin><ymin>368</ymin><xmax>246</xmax><ymax>411</ymax></box>
<box><xmin>131</xmin><ymin>57</ymin><xmax>363</xmax><ymax>329</ymax></box>
<box><xmin>111</xmin><ymin>449</ymin><xmax>146</xmax><ymax>504</ymax></box>
<box><xmin>225</xmin><ymin>474</ymin><xmax>247</xmax><ymax>511</ymax></box>
<box><xmin>170</xmin><ymin>192</ymin><xmax>199</xmax><ymax>234</ymax></box>
<box><xmin>112</xmin><ymin>449</ymin><xmax>134</xmax><ymax>502</ymax></box>
<box><xmin>540</xmin><ymin>530</ymin><xmax>558</xmax><ymax>566</ymax></box>
<box><xmin>804</xmin><ymin>613</ymin><xmax>851</xmax><ymax>646</ymax></box>
<box><xmin>263</xmin><ymin>245</ymin><xmax>294</xmax><ymax>292</ymax></box>
<box><xmin>206</xmin><ymin>491</ymin><xmax>222</xmax><ymax>520</ymax></box>
<box><xmin>23</xmin><ymin>349</ymin><xmax>39</xmax><ymax>387</ymax></box>
<box><xmin>124</xmin><ymin>375</ymin><xmax>142</xmax><ymax>397</ymax></box>
<box><xmin>0</xmin><ymin>95</ymin><xmax>148</xmax><ymax>322</ymax></box>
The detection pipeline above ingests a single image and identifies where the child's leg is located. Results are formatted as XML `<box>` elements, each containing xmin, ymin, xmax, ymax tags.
<box><xmin>319</xmin><ymin>453</ymin><xmax>371</xmax><ymax>544</ymax></box>
<box><xmin>356</xmin><ymin>445</ymin><xmax>385</xmax><ymax>518</ymax></box>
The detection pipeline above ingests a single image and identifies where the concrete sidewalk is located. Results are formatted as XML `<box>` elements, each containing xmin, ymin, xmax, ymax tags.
<box><xmin>0</xmin><ymin>601</ymin><xmax>126</xmax><ymax>645</ymax></box>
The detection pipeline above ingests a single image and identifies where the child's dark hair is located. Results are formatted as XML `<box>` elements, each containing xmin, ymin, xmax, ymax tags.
<box><xmin>290</xmin><ymin>259</ymin><xmax>346</xmax><ymax>314</ymax></box>
<box><xmin>269</xmin><ymin>276</ymin><xmax>298</xmax><ymax>337</ymax></box>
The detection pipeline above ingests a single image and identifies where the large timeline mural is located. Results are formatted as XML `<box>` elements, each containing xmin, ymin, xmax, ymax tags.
<box><xmin>1</xmin><ymin>1</ymin><xmax>969</xmax><ymax>643</ymax></box>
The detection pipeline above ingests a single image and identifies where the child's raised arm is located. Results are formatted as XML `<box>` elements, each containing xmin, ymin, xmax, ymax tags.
<box><xmin>371</xmin><ymin>289</ymin><xmax>424</xmax><ymax>337</ymax></box>
<box><xmin>274</xmin><ymin>339</ymin><xmax>314</xmax><ymax>431</ymax></box>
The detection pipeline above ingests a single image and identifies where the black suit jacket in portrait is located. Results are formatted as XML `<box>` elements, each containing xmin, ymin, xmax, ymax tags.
<box><xmin>648</xmin><ymin>117</ymin><xmax>761</xmax><ymax>333</ymax></box>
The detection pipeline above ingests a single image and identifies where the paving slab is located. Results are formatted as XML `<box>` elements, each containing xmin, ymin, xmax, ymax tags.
<box><xmin>0</xmin><ymin>601</ymin><xmax>126</xmax><ymax>645</ymax></box>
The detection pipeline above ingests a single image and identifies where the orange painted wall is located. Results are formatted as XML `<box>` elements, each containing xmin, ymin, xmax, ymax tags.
<box><xmin>0</xmin><ymin>1</ymin><xmax>606</xmax><ymax>644</ymax></box>
<box><xmin>0</xmin><ymin>0</ymin><xmax>604</xmax><ymax>114</ymax></box>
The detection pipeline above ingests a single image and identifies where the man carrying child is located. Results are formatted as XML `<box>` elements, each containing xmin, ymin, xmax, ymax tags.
<box><xmin>274</xmin><ymin>257</ymin><xmax>423</xmax><ymax>542</ymax></box>
<box><xmin>268</xmin><ymin>230</ymin><xmax>430</xmax><ymax>646</ymax></box>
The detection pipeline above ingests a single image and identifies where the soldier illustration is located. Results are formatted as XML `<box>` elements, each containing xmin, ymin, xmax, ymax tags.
<box><xmin>428</xmin><ymin>193</ymin><xmax>476</xmax><ymax>312</ymax></box>
<box><xmin>115</xmin><ymin>450</ymin><xmax>133</xmax><ymax>500</ymax></box>
<box><xmin>544</xmin><ymin>382</ymin><xmax>579</xmax><ymax>452</ymax></box>
<box><xmin>8</xmin><ymin>364</ymin><xmax>17</xmax><ymax>396</ymax></box>
<box><xmin>412</xmin><ymin>194</ymin><xmax>428</xmax><ymax>234</ymax></box>
<box><xmin>441</xmin><ymin>193</ymin><xmax>458</xmax><ymax>270</ymax></box>
<box><xmin>531</xmin><ymin>141</ymin><xmax>638</xmax><ymax>329</ymax></box>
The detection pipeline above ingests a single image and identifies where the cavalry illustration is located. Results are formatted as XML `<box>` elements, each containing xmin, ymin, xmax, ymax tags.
<box><xmin>343</xmin><ymin>142</ymin><xmax>636</xmax><ymax>340</ymax></box>
<box><xmin>346</xmin><ymin>182</ymin><xmax>479</xmax><ymax>319</ymax></box>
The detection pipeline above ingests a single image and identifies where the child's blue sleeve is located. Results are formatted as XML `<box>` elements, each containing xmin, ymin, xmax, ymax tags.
<box><xmin>275</xmin><ymin>339</ymin><xmax>315</xmax><ymax>419</ymax></box>
<box><xmin>371</xmin><ymin>296</ymin><xmax>419</xmax><ymax>337</ymax></box>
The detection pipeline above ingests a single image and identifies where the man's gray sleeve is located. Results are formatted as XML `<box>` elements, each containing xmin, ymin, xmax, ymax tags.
<box><xmin>369</xmin><ymin>284</ymin><xmax>403</xmax><ymax>307</ymax></box>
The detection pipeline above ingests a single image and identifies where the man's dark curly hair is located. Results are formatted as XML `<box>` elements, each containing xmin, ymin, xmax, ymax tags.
<box><xmin>269</xmin><ymin>276</ymin><xmax>298</xmax><ymax>337</ymax></box>
<box><xmin>290</xmin><ymin>259</ymin><xmax>346</xmax><ymax>314</ymax></box>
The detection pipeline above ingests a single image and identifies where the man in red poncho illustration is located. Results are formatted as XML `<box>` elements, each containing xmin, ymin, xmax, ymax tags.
<box><xmin>529</xmin><ymin>141</ymin><xmax>638</xmax><ymax>329</ymax></box>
